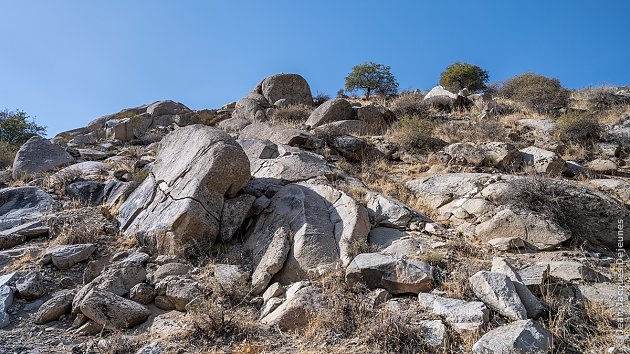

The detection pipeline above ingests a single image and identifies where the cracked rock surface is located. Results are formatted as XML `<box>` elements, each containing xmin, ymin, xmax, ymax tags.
<box><xmin>118</xmin><ymin>124</ymin><xmax>251</xmax><ymax>255</ymax></box>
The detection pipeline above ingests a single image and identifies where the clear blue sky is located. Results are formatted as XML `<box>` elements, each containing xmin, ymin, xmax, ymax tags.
<box><xmin>1</xmin><ymin>0</ymin><xmax>629</xmax><ymax>136</ymax></box>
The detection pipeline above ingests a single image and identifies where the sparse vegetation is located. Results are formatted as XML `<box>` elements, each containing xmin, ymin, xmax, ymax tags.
<box><xmin>268</xmin><ymin>104</ymin><xmax>313</xmax><ymax>125</ymax></box>
<box><xmin>439</xmin><ymin>62</ymin><xmax>489</xmax><ymax>93</ymax></box>
<box><xmin>554</xmin><ymin>111</ymin><xmax>601</xmax><ymax>145</ymax></box>
<box><xmin>501</xmin><ymin>72</ymin><xmax>570</xmax><ymax>113</ymax></box>
<box><xmin>0</xmin><ymin>141</ymin><xmax>18</xmax><ymax>169</ymax></box>
<box><xmin>389</xmin><ymin>91</ymin><xmax>428</xmax><ymax>117</ymax></box>
<box><xmin>394</xmin><ymin>115</ymin><xmax>437</xmax><ymax>153</ymax></box>
<box><xmin>313</xmin><ymin>91</ymin><xmax>331</xmax><ymax>106</ymax></box>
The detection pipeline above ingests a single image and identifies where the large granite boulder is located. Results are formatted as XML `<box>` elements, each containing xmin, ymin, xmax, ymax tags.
<box><xmin>0</xmin><ymin>187</ymin><xmax>56</xmax><ymax>231</ymax></box>
<box><xmin>12</xmin><ymin>136</ymin><xmax>73</xmax><ymax>179</ymax></box>
<box><xmin>305</xmin><ymin>98</ymin><xmax>355</xmax><ymax>128</ymax></box>
<box><xmin>118</xmin><ymin>125</ymin><xmax>251</xmax><ymax>255</ymax></box>
<box><xmin>472</xmin><ymin>319</ymin><xmax>552</xmax><ymax>354</ymax></box>
<box><xmin>346</xmin><ymin>253</ymin><xmax>434</xmax><ymax>294</ymax></box>
<box><xmin>245</xmin><ymin>183</ymin><xmax>370</xmax><ymax>293</ymax></box>
<box><xmin>255</xmin><ymin>73</ymin><xmax>313</xmax><ymax>106</ymax></box>
<box><xmin>79</xmin><ymin>289</ymin><xmax>150</xmax><ymax>329</ymax></box>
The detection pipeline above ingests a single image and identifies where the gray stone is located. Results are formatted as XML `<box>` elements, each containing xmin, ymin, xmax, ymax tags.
<box><xmin>491</xmin><ymin>258</ymin><xmax>547</xmax><ymax>319</ymax></box>
<box><xmin>469</xmin><ymin>271</ymin><xmax>527</xmax><ymax>321</ymax></box>
<box><xmin>16</xmin><ymin>271</ymin><xmax>45</xmax><ymax>300</ymax></box>
<box><xmin>34</xmin><ymin>290</ymin><xmax>75</xmax><ymax>324</ymax></box>
<box><xmin>129</xmin><ymin>283</ymin><xmax>156</xmax><ymax>305</ymax></box>
<box><xmin>346</xmin><ymin>253</ymin><xmax>433</xmax><ymax>294</ymax></box>
<box><xmin>260</xmin><ymin>285</ymin><xmax>321</xmax><ymax>330</ymax></box>
<box><xmin>214</xmin><ymin>264</ymin><xmax>248</xmax><ymax>291</ymax></box>
<box><xmin>165</xmin><ymin>278</ymin><xmax>201</xmax><ymax>311</ymax></box>
<box><xmin>257</xmin><ymin>73</ymin><xmax>313</xmax><ymax>106</ymax></box>
<box><xmin>488</xmin><ymin>237</ymin><xmax>526</xmax><ymax>251</ymax></box>
<box><xmin>0</xmin><ymin>285</ymin><xmax>14</xmax><ymax>328</ymax></box>
<box><xmin>424</xmin><ymin>86</ymin><xmax>457</xmax><ymax>101</ymax></box>
<box><xmin>417</xmin><ymin>293</ymin><xmax>489</xmax><ymax>333</ymax></box>
<box><xmin>585</xmin><ymin>158</ymin><xmax>618</xmax><ymax>174</ymax></box>
<box><xmin>366</xmin><ymin>193</ymin><xmax>427</xmax><ymax>229</ymax></box>
<box><xmin>545</xmin><ymin>261</ymin><xmax>609</xmax><ymax>282</ymax></box>
<box><xmin>240</xmin><ymin>123</ymin><xmax>322</xmax><ymax>150</ymax></box>
<box><xmin>262</xmin><ymin>282</ymin><xmax>285</xmax><ymax>303</ymax></box>
<box><xmin>237</xmin><ymin>138</ymin><xmax>279</xmax><ymax>161</ymax></box>
<box><xmin>517</xmin><ymin>118</ymin><xmax>556</xmax><ymax>133</ymax></box>
<box><xmin>72</xmin><ymin>258</ymin><xmax>147</xmax><ymax>314</ymax></box>
<box><xmin>12</xmin><ymin>136</ymin><xmax>73</xmax><ymax>178</ymax></box>
<box><xmin>313</xmin><ymin>120</ymin><xmax>370</xmax><ymax>136</ymax></box>
<box><xmin>472</xmin><ymin>319</ymin><xmax>552</xmax><ymax>354</ymax></box>
<box><xmin>246</xmin><ymin>183</ymin><xmax>370</xmax><ymax>292</ymax></box>
<box><xmin>250</xmin><ymin>150</ymin><xmax>334</xmax><ymax>183</ymax></box>
<box><xmin>66</xmin><ymin>181</ymin><xmax>105</xmax><ymax>206</ymax></box>
<box><xmin>520</xmin><ymin>146</ymin><xmax>566</xmax><ymax>175</ymax></box>
<box><xmin>219</xmin><ymin>195</ymin><xmax>256</xmax><ymax>242</ymax></box>
<box><xmin>368</xmin><ymin>227</ymin><xmax>405</xmax><ymax>249</ymax></box>
<box><xmin>0</xmin><ymin>187</ymin><xmax>56</xmax><ymax>232</ymax></box>
<box><xmin>232</xmin><ymin>96</ymin><xmax>268</xmax><ymax>123</ymax></box>
<box><xmin>217</xmin><ymin>116</ymin><xmax>251</xmax><ymax>133</ymax></box>
<box><xmin>355</xmin><ymin>105</ymin><xmax>387</xmax><ymax>134</ymax></box>
<box><xmin>43</xmin><ymin>244</ymin><xmax>96</xmax><ymax>270</ymax></box>
<box><xmin>150</xmin><ymin>263</ymin><xmax>190</xmax><ymax>284</ymax></box>
<box><xmin>475</xmin><ymin>208</ymin><xmax>571</xmax><ymax>251</ymax></box>
<box><xmin>146</xmin><ymin>100</ymin><xmax>190</xmax><ymax>117</ymax></box>
<box><xmin>79</xmin><ymin>289</ymin><xmax>150</xmax><ymax>329</ymax></box>
<box><xmin>118</xmin><ymin>125</ymin><xmax>251</xmax><ymax>255</ymax></box>
<box><xmin>305</xmin><ymin>98</ymin><xmax>355</xmax><ymax>128</ymax></box>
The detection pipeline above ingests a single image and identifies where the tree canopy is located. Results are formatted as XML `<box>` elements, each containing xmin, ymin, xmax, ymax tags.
<box><xmin>0</xmin><ymin>109</ymin><xmax>46</xmax><ymax>144</ymax></box>
<box><xmin>345</xmin><ymin>62</ymin><xmax>399</xmax><ymax>99</ymax></box>
<box><xmin>439</xmin><ymin>62</ymin><xmax>489</xmax><ymax>93</ymax></box>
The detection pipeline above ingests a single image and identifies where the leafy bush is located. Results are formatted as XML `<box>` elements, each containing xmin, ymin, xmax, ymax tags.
<box><xmin>555</xmin><ymin>112</ymin><xmax>601</xmax><ymax>144</ymax></box>
<box><xmin>501</xmin><ymin>73</ymin><xmax>570</xmax><ymax>113</ymax></box>
<box><xmin>0</xmin><ymin>109</ymin><xmax>46</xmax><ymax>144</ymax></box>
<box><xmin>439</xmin><ymin>62</ymin><xmax>489</xmax><ymax>93</ymax></box>
<box><xmin>394</xmin><ymin>115</ymin><xmax>436</xmax><ymax>153</ymax></box>
<box><xmin>0</xmin><ymin>141</ymin><xmax>18</xmax><ymax>169</ymax></box>
<box><xmin>345</xmin><ymin>62</ymin><xmax>399</xmax><ymax>99</ymax></box>
<box><xmin>389</xmin><ymin>92</ymin><xmax>428</xmax><ymax>117</ymax></box>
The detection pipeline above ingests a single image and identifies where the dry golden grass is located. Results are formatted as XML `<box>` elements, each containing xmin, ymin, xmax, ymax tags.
<box><xmin>433</xmin><ymin>119</ymin><xmax>508</xmax><ymax>144</ymax></box>
<box><xmin>268</xmin><ymin>104</ymin><xmax>313</xmax><ymax>128</ymax></box>
<box><xmin>560</xmin><ymin>142</ymin><xmax>589</xmax><ymax>162</ymax></box>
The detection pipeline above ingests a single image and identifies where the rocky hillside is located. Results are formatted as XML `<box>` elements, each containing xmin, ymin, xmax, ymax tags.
<box><xmin>0</xmin><ymin>73</ymin><xmax>628</xmax><ymax>353</ymax></box>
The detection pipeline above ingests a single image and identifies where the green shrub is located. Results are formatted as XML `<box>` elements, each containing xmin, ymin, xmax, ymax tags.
<box><xmin>395</xmin><ymin>115</ymin><xmax>436</xmax><ymax>153</ymax></box>
<box><xmin>439</xmin><ymin>62</ymin><xmax>489</xmax><ymax>93</ymax></box>
<box><xmin>555</xmin><ymin>112</ymin><xmax>601</xmax><ymax>144</ymax></box>
<box><xmin>0</xmin><ymin>141</ymin><xmax>18</xmax><ymax>169</ymax></box>
<box><xmin>389</xmin><ymin>92</ymin><xmax>427</xmax><ymax>118</ymax></box>
<box><xmin>0</xmin><ymin>109</ymin><xmax>46</xmax><ymax>144</ymax></box>
<box><xmin>501</xmin><ymin>72</ymin><xmax>570</xmax><ymax>113</ymax></box>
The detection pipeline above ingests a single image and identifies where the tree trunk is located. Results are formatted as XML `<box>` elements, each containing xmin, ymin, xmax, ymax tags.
<box><xmin>365</xmin><ymin>88</ymin><xmax>371</xmax><ymax>100</ymax></box>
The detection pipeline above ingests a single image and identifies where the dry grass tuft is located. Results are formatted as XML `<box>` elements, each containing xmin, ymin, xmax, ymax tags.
<box><xmin>434</xmin><ymin>119</ymin><xmax>508</xmax><ymax>144</ymax></box>
<box><xmin>268</xmin><ymin>104</ymin><xmax>313</xmax><ymax>127</ymax></box>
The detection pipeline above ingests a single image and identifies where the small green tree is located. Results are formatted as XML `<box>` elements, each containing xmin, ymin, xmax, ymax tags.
<box><xmin>345</xmin><ymin>62</ymin><xmax>399</xmax><ymax>99</ymax></box>
<box><xmin>439</xmin><ymin>62</ymin><xmax>489</xmax><ymax>93</ymax></box>
<box><xmin>0</xmin><ymin>109</ymin><xmax>46</xmax><ymax>144</ymax></box>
